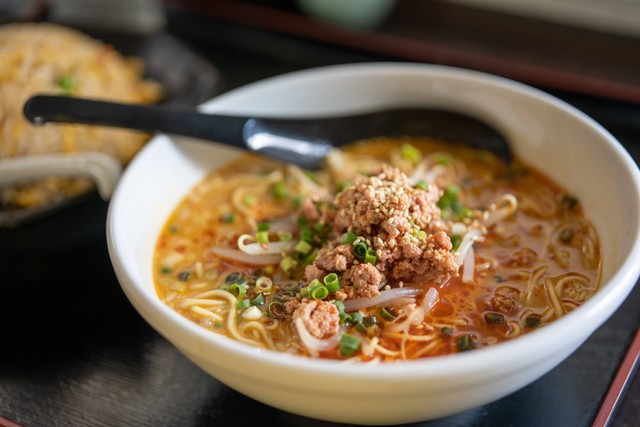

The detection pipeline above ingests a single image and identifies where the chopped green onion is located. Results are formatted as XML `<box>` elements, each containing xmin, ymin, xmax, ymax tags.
<box><xmin>336</xmin><ymin>181</ymin><xmax>351</xmax><ymax>192</ymax></box>
<box><xmin>224</xmin><ymin>271</ymin><xmax>248</xmax><ymax>286</ymax></box>
<box><xmin>280</xmin><ymin>256</ymin><xmax>297</xmax><ymax>272</ymax></box>
<box><xmin>339</xmin><ymin>311</ymin><xmax>351</xmax><ymax>325</ymax></box>
<box><xmin>226</xmin><ymin>284</ymin><xmax>246</xmax><ymax>298</ymax></box>
<box><xmin>303</xmin><ymin>170</ymin><xmax>319</xmax><ymax>183</ymax></box>
<box><xmin>414</xmin><ymin>180</ymin><xmax>428</xmax><ymax>190</ymax></box>
<box><xmin>438</xmin><ymin>186</ymin><xmax>458</xmax><ymax>206</ymax></box>
<box><xmin>353</xmin><ymin>241</ymin><xmax>368</xmax><ymax>258</ymax></box>
<box><xmin>333</xmin><ymin>300</ymin><xmax>345</xmax><ymax>313</ymax></box>
<box><xmin>310</xmin><ymin>284</ymin><xmax>328</xmax><ymax>299</ymax></box>
<box><xmin>160</xmin><ymin>267</ymin><xmax>172</xmax><ymax>275</ymax></box>
<box><xmin>364</xmin><ymin>248</ymin><xmax>378</xmax><ymax>265</ymax></box>
<box><xmin>350</xmin><ymin>312</ymin><xmax>364</xmax><ymax>324</ymax></box>
<box><xmin>168</xmin><ymin>225</ymin><xmax>178</xmax><ymax>233</ymax></box>
<box><xmin>494</xmin><ymin>274</ymin><xmax>506</xmax><ymax>283</ymax></box>
<box><xmin>438</xmin><ymin>185</ymin><xmax>472</xmax><ymax>220</ymax></box>
<box><xmin>306</xmin><ymin>279</ymin><xmax>320</xmax><ymax>288</ymax></box>
<box><xmin>257</xmin><ymin>223</ymin><xmax>270</xmax><ymax>232</ymax></box>
<box><xmin>220</xmin><ymin>213</ymin><xmax>235</xmax><ymax>224</ymax></box>
<box><xmin>525</xmin><ymin>314</ymin><xmax>541</xmax><ymax>329</ymax></box>
<box><xmin>302</xmin><ymin>248</ymin><xmax>319</xmax><ymax>266</ymax></box>
<box><xmin>236</xmin><ymin>299</ymin><xmax>250</xmax><ymax>310</ymax></box>
<box><xmin>57</xmin><ymin>73</ymin><xmax>75</xmax><ymax>94</ymax></box>
<box><xmin>277</xmin><ymin>230</ymin><xmax>293</xmax><ymax>241</ymax></box>
<box><xmin>300</xmin><ymin>287</ymin><xmax>310</xmax><ymax>299</ymax></box>
<box><xmin>293</xmin><ymin>195</ymin><xmax>304</xmax><ymax>209</ymax></box>
<box><xmin>250</xmin><ymin>293</ymin><xmax>265</xmax><ymax>306</ymax></box>
<box><xmin>177</xmin><ymin>271</ymin><xmax>190</xmax><ymax>281</ymax></box>
<box><xmin>440</xmin><ymin>326</ymin><xmax>454</xmax><ymax>337</ymax></box>
<box><xmin>435</xmin><ymin>152</ymin><xmax>452</xmax><ymax>165</ymax></box>
<box><xmin>413</xmin><ymin>230</ymin><xmax>427</xmax><ymax>240</ymax></box>
<box><xmin>380</xmin><ymin>307</ymin><xmax>396</xmax><ymax>321</ymax></box>
<box><xmin>455</xmin><ymin>333</ymin><xmax>477</xmax><ymax>351</ymax></box>
<box><xmin>451</xmin><ymin>234</ymin><xmax>462</xmax><ymax>251</ymax></box>
<box><xmin>363</xmin><ymin>316</ymin><xmax>378</xmax><ymax>328</ymax></box>
<box><xmin>323</xmin><ymin>273</ymin><xmax>340</xmax><ymax>292</ymax></box>
<box><xmin>273</xmin><ymin>181</ymin><xmax>289</xmax><ymax>200</ymax></box>
<box><xmin>307</xmin><ymin>279</ymin><xmax>328</xmax><ymax>299</ymax></box>
<box><xmin>267</xmin><ymin>301</ymin><xmax>286</xmax><ymax>319</ymax></box>
<box><xmin>339</xmin><ymin>333</ymin><xmax>361</xmax><ymax>357</ymax></box>
<box><xmin>341</xmin><ymin>231</ymin><xmax>358</xmax><ymax>245</ymax></box>
<box><xmin>256</xmin><ymin>231</ymin><xmax>269</xmax><ymax>244</ymax></box>
<box><xmin>242</xmin><ymin>195</ymin><xmax>255</xmax><ymax>206</ymax></box>
<box><xmin>297</xmin><ymin>215</ymin><xmax>308</xmax><ymax>227</ymax></box>
<box><xmin>300</xmin><ymin>228</ymin><xmax>314</xmax><ymax>243</ymax></box>
<box><xmin>484</xmin><ymin>312</ymin><xmax>505</xmax><ymax>325</ymax></box>
<box><xmin>401</xmin><ymin>143</ymin><xmax>422</xmax><ymax>164</ymax></box>
<box><xmin>314</xmin><ymin>222</ymin><xmax>331</xmax><ymax>238</ymax></box>
<box><xmin>255</xmin><ymin>277</ymin><xmax>273</xmax><ymax>292</ymax></box>
<box><xmin>295</xmin><ymin>240</ymin><xmax>313</xmax><ymax>255</ymax></box>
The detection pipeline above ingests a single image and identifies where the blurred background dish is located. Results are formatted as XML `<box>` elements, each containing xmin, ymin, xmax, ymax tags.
<box><xmin>0</xmin><ymin>20</ymin><xmax>222</xmax><ymax>227</ymax></box>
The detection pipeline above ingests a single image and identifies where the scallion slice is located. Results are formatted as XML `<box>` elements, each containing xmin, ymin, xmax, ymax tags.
<box><xmin>310</xmin><ymin>285</ymin><xmax>328</xmax><ymax>299</ymax></box>
<box><xmin>455</xmin><ymin>333</ymin><xmax>477</xmax><ymax>351</ymax></box>
<box><xmin>295</xmin><ymin>240</ymin><xmax>313</xmax><ymax>255</ymax></box>
<box><xmin>301</xmin><ymin>248</ymin><xmax>319</xmax><ymax>266</ymax></box>
<box><xmin>250</xmin><ymin>293</ymin><xmax>265</xmax><ymax>306</ymax></box>
<box><xmin>300</xmin><ymin>228</ymin><xmax>314</xmax><ymax>243</ymax></box>
<box><xmin>380</xmin><ymin>307</ymin><xmax>396</xmax><ymax>321</ymax></box>
<box><xmin>280</xmin><ymin>256</ymin><xmax>296</xmax><ymax>272</ymax></box>
<box><xmin>236</xmin><ymin>299</ymin><xmax>250</xmax><ymax>310</ymax></box>
<box><xmin>340</xmin><ymin>231</ymin><xmax>358</xmax><ymax>245</ymax></box>
<box><xmin>323</xmin><ymin>273</ymin><xmax>340</xmax><ymax>292</ymax></box>
<box><xmin>364</xmin><ymin>248</ymin><xmax>378</xmax><ymax>264</ymax></box>
<box><xmin>353</xmin><ymin>241</ymin><xmax>368</xmax><ymax>258</ymax></box>
<box><xmin>293</xmin><ymin>195</ymin><xmax>304</xmax><ymax>209</ymax></box>
<box><xmin>267</xmin><ymin>301</ymin><xmax>285</xmax><ymax>319</ymax></box>
<box><xmin>273</xmin><ymin>181</ymin><xmax>289</xmax><ymax>200</ymax></box>
<box><xmin>401</xmin><ymin>143</ymin><xmax>422</xmax><ymax>163</ymax></box>
<box><xmin>414</xmin><ymin>180</ymin><xmax>428</xmax><ymax>190</ymax></box>
<box><xmin>226</xmin><ymin>284</ymin><xmax>246</xmax><ymax>298</ymax></box>
<box><xmin>256</xmin><ymin>231</ymin><xmax>269</xmax><ymax>244</ymax></box>
<box><xmin>277</xmin><ymin>230</ymin><xmax>293</xmax><ymax>242</ymax></box>
<box><xmin>484</xmin><ymin>312</ymin><xmax>505</xmax><ymax>325</ymax></box>
<box><xmin>339</xmin><ymin>333</ymin><xmax>361</xmax><ymax>357</ymax></box>
<box><xmin>306</xmin><ymin>279</ymin><xmax>328</xmax><ymax>299</ymax></box>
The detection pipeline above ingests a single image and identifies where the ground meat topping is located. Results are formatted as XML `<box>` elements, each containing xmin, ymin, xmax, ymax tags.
<box><xmin>487</xmin><ymin>286</ymin><xmax>521</xmax><ymax>314</ymax></box>
<box><xmin>303</xmin><ymin>165</ymin><xmax>458</xmax><ymax>299</ymax></box>
<box><xmin>292</xmin><ymin>299</ymin><xmax>340</xmax><ymax>339</ymax></box>
<box><xmin>501</xmin><ymin>247</ymin><xmax>538</xmax><ymax>268</ymax></box>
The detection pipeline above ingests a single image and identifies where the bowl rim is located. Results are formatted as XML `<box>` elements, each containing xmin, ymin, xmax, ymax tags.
<box><xmin>108</xmin><ymin>62</ymin><xmax>640</xmax><ymax>381</ymax></box>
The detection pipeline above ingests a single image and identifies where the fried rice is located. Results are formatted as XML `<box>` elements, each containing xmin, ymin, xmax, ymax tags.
<box><xmin>0</xmin><ymin>22</ymin><xmax>162</xmax><ymax>209</ymax></box>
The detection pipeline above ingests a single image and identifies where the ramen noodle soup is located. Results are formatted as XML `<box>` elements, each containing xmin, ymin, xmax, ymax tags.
<box><xmin>153</xmin><ymin>138</ymin><xmax>601</xmax><ymax>361</ymax></box>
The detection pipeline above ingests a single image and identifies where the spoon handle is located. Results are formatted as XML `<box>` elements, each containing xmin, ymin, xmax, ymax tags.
<box><xmin>23</xmin><ymin>95</ymin><xmax>249</xmax><ymax>149</ymax></box>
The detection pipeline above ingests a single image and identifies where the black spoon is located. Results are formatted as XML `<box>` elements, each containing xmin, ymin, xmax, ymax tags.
<box><xmin>24</xmin><ymin>95</ymin><xmax>511</xmax><ymax>169</ymax></box>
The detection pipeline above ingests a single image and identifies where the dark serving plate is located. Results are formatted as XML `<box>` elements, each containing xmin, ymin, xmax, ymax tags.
<box><xmin>0</xmin><ymin>29</ymin><xmax>223</xmax><ymax>228</ymax></box>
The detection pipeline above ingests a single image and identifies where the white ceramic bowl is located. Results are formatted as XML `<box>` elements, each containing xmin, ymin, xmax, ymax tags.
<box><xmin>107</xmin><ymin>63</ymin><xmax>640</xmax><ymax>425</ymax></box>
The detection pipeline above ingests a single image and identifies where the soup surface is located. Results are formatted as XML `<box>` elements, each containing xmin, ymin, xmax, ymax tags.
<box><xmin>154</xmin><ymin>138</ymin><xmax>601</xmax><ymax>361</ymax></box>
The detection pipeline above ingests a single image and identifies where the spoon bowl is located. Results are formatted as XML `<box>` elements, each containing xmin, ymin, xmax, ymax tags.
<box><xmin>24</xmin><ymin>95</ymin><xmax>511</xmax><ymax>169</ymax></box>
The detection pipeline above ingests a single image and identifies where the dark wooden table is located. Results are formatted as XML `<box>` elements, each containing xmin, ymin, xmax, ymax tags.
<box><xmin>2</xmin><ymin>3</ymin><xmax>640</xmax><ymax>426</ymax></box>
